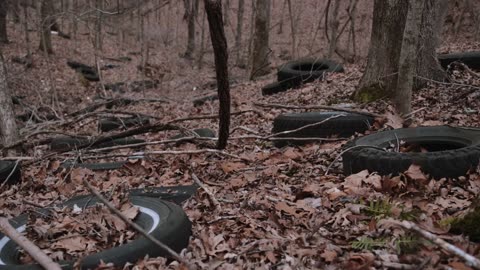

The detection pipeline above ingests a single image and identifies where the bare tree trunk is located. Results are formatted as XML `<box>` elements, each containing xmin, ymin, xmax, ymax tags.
<box><xmin>95</xmin><ymin>0</ymin><xmax>103</xmax><ymax>51</ymax></box>
<box><xmin>223</xmin><ymin>0</ymin><xmax>229</xmax><ymax>24</ymax></box>
<box><xmin>0</xmin><ymin>0</ymin><xmax>8</xmax><ymax>43</ymax></box>
<box><xmin>183</xmin><ymin>0</ymin><xmax>199</xmax><ymax>59</ymax></box>
<box><xmin>249</xmin><ymin>0</ymin><xmax>270</xmax><ymax>79</ymax></box>
<box><xmin>22</xmin><ymin>1</ymin><xmax>31</xmax><ymax>58</ymax></box>
<box><xmin>327</xmin><ymin>0</ymin><xmax>340</xmax><ymax>58</ymax></box>
<box><xmin>235</xmin><ymin>0</ymin><xmax>245</xmax><ymax>65</ymax></box>
<box><xmin>39</xmin><ymin>0</ymin><xmax>54</xmax><ymax>54</ymax></box>
<box><xmin>353</xmin><ymin>0</ymin><xmax>446</xmax><ymax>103</ymax></box>
<box><xmin>204</xmin><ymin>0</ymin><xmax>230</xmax><ymax>150</ymax></box>
<box><xmin>395</xmin><ymin>0</ymin><xmax>424</xmax><ymax>116</ymax></box>
<box><xmin>286</xmin><ymin>0</ymin><xmax>296</xmax><ymax>59</ymax></box>
<box><xmin>197</xmin><ymin>3</ymin><xmax>206</xmax><ymax>69</ymax></box>
<box><xmin>278</xmin><ymin>0</ymin><xmax>286</xmax><ymax>34</ymax></box>
<box><xmin>346</xmin><ymin>0</ymin><xmax>359</xmax><ymax>62</ymax></box>
<box><xmin>0</xmin><ymin>51</ymin><xmax>19</xmax><ymax>148</ymax></box>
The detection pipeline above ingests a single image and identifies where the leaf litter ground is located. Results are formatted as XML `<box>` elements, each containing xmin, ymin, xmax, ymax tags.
<box><xmin>1</xmin><ymin>22</ymin><xmax>480</xmax><ymax>270</ymax></box>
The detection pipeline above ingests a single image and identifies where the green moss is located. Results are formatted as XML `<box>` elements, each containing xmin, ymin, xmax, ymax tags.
<box><xmin>450</xmin><ymin>207</ymin><xmax>480</xmax><ymax>242</ymax></box>
<box><xmin>353</xmin><ymin>83</ymin><xmax>387</xmax><ymax>103</ymax></box>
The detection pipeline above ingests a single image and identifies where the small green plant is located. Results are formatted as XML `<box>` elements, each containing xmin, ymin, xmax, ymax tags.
<box><xmin>351</xmin><ymin>237</ymin><xmax>387</xmax><ymax>250</ymax></box>
<box><xmin>363</xmin><ymin>199</ymin><xmax>393</xmax><ymax>219</ymax></box>
<box><xmin>395</xmin><ymin>234</ymin><xmax>420</xmax><ymax>254</ymax></box>
<box><xmin>399</xmin><ymin>207</ymin><xmax>420</xmax><ymax>221</ymax></box>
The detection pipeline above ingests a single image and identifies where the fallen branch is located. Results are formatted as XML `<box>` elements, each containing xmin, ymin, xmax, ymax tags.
<box><xmin>393</xmin><ymin>220</ymin><xmax>480</xmax><ymax>270</ymax></box>
<box><xmin>81</xmin><ymin>149</ymin><xmax>249</xmax><ymax>162</ymax></box>
<box><xmin>266</xmin><ymin>113</ymin><xmax>347</xmax><ymax>138</ymax></box>
<box><xmin>82</xmin><ymin>179</ymin><xmax>191</xmax><ymax>268</ymax></box>
<box><xmin>191</xmin><ymin>172</ymin><xmax>220</xmax><ymax>208</ymax></box>
<box><xmin>254</xmin><ymin>102</ymin><xmax>382</xmax><ymax>118</ymax></box>
<box><xmin>0</xmin><ymin>217</ymin><xmax>62</xmax><ymax>270</ymax></box>
<box><xmin>168</xmin><ymin>109</ymin><xmax>260</xmax><ymax>124</ymax></box>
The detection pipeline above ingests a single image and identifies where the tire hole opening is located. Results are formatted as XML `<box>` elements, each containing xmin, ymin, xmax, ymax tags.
<box><xmin>399</xmin><ymin>141</ymin><xmax>468</xmax><ymax>152</ymax></box>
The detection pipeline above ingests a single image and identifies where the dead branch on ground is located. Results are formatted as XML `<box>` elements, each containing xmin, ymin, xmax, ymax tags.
<box><xmin>253</xmin><ymin>102</ymin><xmax>382</xmax><ymax>118</ymax></box>
<box><xmin>0</xmin><ymin>217</ymin><xmax>62</xmax><ymax>270</ymax></box>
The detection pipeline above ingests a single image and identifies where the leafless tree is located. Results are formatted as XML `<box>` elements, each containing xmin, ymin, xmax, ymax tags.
<box><xmin>183</xmin><ymin>0</ymin><xmax>199</xmax><ymax>59</ymax></box>
<box><xmin>204</xmin><ymin>0</ymin><xmax>230</xmax><ymax>149</ymax></box>
<box><xmin>0</xmin><ymin>51</ymin><xmax>19</xmax><ymax>149</ymax></box>
<box><xmin>249</xmin><ymin>0</ymin><xmax>270</xmax><ymax>79</ymax></box>
<box><xmin>0</xmin><ymin>0</ymin><xmax>8</xmax><ymax>43</ymax></box>
<box><xmin>234</xmin><ymin>0</ymin><xmax>245</xmax><ymax>65</ymax></box>
<box><xmin>353</xmin><ymin>0</ymin><xmax>448</xmax><ymax>116</ymax></box>
<box><xmin>39</xmin><ymin>0</ymin><xmax>54</xmax><ymax>54</ymax></box>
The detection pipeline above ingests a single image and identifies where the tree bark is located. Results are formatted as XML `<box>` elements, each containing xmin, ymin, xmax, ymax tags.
<box><xmin>327</xmin><ymin>0</ymin><xmax>340</xmax><ymax>58</ymax></box>
<box><xmin>395</xmin><ymin>0</ymin><xmax>424</xmax><ymax>116</ymax></box>
<box><xmin>183</xmin><ymin>0</ymin><xmax>199</xmax><ymax>59</ymax></box>
<box><xmin>0</xmin><ymin>0</ymin><xmax>8</xmax><ymax>43</ymax></box>
<box><xmin>204</xmin><ymin>0</ymin><xmax>230</xmax><ymax>150</ymax></box>
<box><xmin>235</xmin><ymin>0</ymin><xmax>245</xmax><ymax>65</ymax></box>
<box><xmin>353</xmin><ymin>0</ymin><xmax>446</xmax><ymax>103</ymax></box>
<box><xmin>0</xmin><ymin>51</ymin><xmax>19</xmax><ymax>148</ymax></box>
<box><xmin>249</xmin><ymin>0</ymin><xmax>270</xmax><ymax>79</ymax></box>
<box><xmin>39</xmin><ymin>0</ymin><xmax>54</xmax><ymax>54</ymax></box>
<box><xmin>286</xmin><ymin>0</ymin><xmax>296</xmax><ymax>59</ymax></box>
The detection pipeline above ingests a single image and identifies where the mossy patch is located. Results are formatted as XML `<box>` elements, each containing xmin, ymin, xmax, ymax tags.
<box><xmin>352</xmin><ymin>83</ymin><xmax>387</xmax><ymax>103</ymax></box>
<box><xmin>450</xmin><ymin>207</ymin><xmax>480</xmax><ymax>242</ymax></box>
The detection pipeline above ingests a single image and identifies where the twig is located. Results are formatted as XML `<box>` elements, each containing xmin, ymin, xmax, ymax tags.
<box><xmin>168</xmin><ymin>109</ymin><xmax>260</xmax><ymax>124</ymax></box>
<box><xmin>393</xmin><ymin>220</ymin><xmax>480</xmax><ymax>270</ymax></box>
<box><xmin>82</xmin><ymin>179</ymin><xmax>192</xmax><ymax>268</ymax></box>
<box><xmin>191</xmin><ymin>172</ymin><xmax>220</xmax><ymax>208</ymax></box>
<box><xmin>253</xmin><ymin>102</ymin><xmax>382</xmax><ymax>118</ymax></box>
<box><xmin>0</xmin><ymin>217</ymin><xmax>62</xmax><ymax>270</ymax></box>
<box><xmin>373</xmin><ymin>261</ymin><xmax>418</xmax><ymax>270</ymax></box>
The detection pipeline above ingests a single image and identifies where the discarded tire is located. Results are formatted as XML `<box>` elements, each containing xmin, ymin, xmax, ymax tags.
<box><xmin>129</xmin><ymin>184</ymin><xmax>198</xmax><ymax>205</ymax></box>
<box><xmin>438</xmin><ymin>51</ymin><xmax>480</xmax><ymax>70</ymax></box>
<box><xmin>0</xmin><ymin>161</ymin><xmax>21</xmax><ymax>186</ymax></box>
<box><xmin>272</xmin><ymin>112</ymin><xmax>374</xmax><ymax>147</ymax></box>
<box><xmin>50</xmin><ymin>136</ymin><xmax>145</xmax><ymax>151</ymax></box>
<box><xmin>261</xmin><ymin>81</ymin><xmax>291</xmax><ymax>96</ymax></box>
<box><xmin>277</xmin><ymin>59</ymin><xmax>344</xmax><ymax>86</ymax></box>
<box><xmin>342</xmin><ymin>126</ymin><xmax>480</xmax><ymax>179</ymax></box>
<box><xmin>98</xmin><ymin>116</ymin><xmax>150</xmax><ymax>132</ymax></box>
<box><xmin>0</xmin><ymin>196</ymin><xmax>191</xmax><ymax>269</ymax></box>
<box><xmin>66</xmin><ymin>60</ymin><xmax>99</xmax><ymax>82</ymax></box>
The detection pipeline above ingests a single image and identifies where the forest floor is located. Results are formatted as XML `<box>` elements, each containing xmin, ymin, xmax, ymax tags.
<box><xmin>1</xmin><ymin>8</ymin><xmax>480</xmax><ymax>269</ymax></box>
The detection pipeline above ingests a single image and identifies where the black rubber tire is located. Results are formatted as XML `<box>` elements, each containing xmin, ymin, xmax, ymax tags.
<box><xmin>79</xmin><ymin>68</ymin><xmax>100</xmax><ymax>82</ymax></box>
<box><xmin>0</xmin><ymin>196</ymin><xmax>191</xmax><ymax>269</ymax></box>
<box><xmin>438</xmin><ymin>51</ymin><xmax>480</xmax><ymax>70</ymax></box>
<box><xmin>66</xmin><ymin>60</ymin><xmax>92</xmax><ymax>71</ymax></box>
<box><xmin>261</xmin><ymin>81</ymin><xmax>292</xmax><ymax>96</ymax></box>
<box><xmin>50</xmin><ymin>137</ymin><xmax>145</xmax><ymax>151</ymax></box>
<box><xmin>60</xmin><ymin>161</ymin><xmax>127</xmax><ymax>171</ymax></box>
<box><xmin>98</xmin><ymin>116</ymin><xmax>151</xmax><ymax>132</ymax></box>
<box><xmin>272</xmin><ymin>112</ymin><xmax>374</xmax><ymax>147</ymax></box>
<box><xmin>0</xmin><ymin>161</ymin><xmax>21</xmax><ymax>186</ymax></box>
<box><xmin>342</xmin><ymin>126</ymin><xmax>480</xmax><ymax>179</ymax></box>
<box><xmin>277</xmin><ymin>59</ymin><xmax>344</xmax><ymax>87</ymax></box>
<box><xmin>129</xmin><ymin>184</ymin><xmax>198</xmax><ymax>205</ymax></box>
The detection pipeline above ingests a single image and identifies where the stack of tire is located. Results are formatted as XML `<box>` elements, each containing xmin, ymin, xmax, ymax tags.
<box><xmin>67</xmin><ymin>60</ymin><xmax>100</xmax><ymax>81</ymax></box>
<box><xmin>262</xmin><ymin>58</ymin><xmax>344</xmax><ymax>96</ymax></box>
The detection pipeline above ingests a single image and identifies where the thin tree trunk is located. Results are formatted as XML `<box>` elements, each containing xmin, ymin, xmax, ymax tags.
<box><xmin>278</xmin><ymin>0</ymin><xmax>286</xmax><ymax>34</ymax></box>
<box><xmin>0</xmin><ymin>51</ymin><xmax>19</xmax><ymax>149</ymax></box>
<box><xmin>249</xmin><ymin>0</ymin><xmax>270</xmax><ymax>79</ymax></box>
<box><xmin>197</xmin><ymin>3</ymin><xmax>206</xmax><ymax>69</ymax></box>
<box><xmin>39</xmin><ymin>0</ymin><xmax>54</xmax><ymax>54</ymax></box>
<box><xmin>327</xmin><ymin>0</ymin><xmax>340</xmax><ymax>58</ymax></box>
<box><xmin>395</xmin><ymin>0</ymin><xmax>424</xmax><ymax>116</ymax></box>
<box><xmin>183</xmin><ymin>0</ymin><xmax>199</xmax><ymax>59</ymax></box>
<box><xmin>23</xmin><ymin>1</ymin><xmax>31</xmax><ymax>58</ymax></box>
<box><xmin>235</xmin><ymin>0</ymin><xmax>245</xmax><ymax>65</ymax></box>
<box><xmin>95</xmin><ymin>0</ymin><xmax>103</xmax><ymax>52</ymax></box>
<box><xmin>204</xmin><ymin>0</ymin><xmax>230</xmax><ymax>150</ymax></box>
<box><xmin>223</xmin><ymin>0</ymin><xmax>229</xmax><ymax>24</ymax></box>
<box><xmin>286</xmin><ymin>0</ymin><xmax>296</xmax><ymax>59</ymax></box>
<box><xmin>0</xmin><ymin>0</ymin><xmax>8</xmax><ymax>43</ymax></box>
<box><xmin>247</xmin><ymin>0</ymin><xmax>255</xmax><ymax>67</ymax></box>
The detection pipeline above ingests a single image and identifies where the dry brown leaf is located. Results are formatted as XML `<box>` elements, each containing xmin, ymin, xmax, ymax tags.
<box><xmin>404</xmin><ymin>164</ymin><xmax>428</xmax><ymax>183</ymax></box>
<box><xmin>220</xmin><ymin>162</ymin><xmax>246</xmax><ymax>173</ymax></box>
